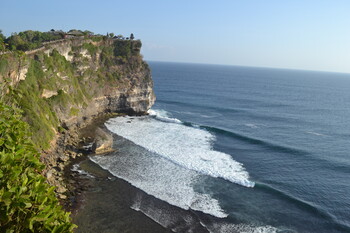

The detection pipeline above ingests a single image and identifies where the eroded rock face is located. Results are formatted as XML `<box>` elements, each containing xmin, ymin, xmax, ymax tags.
<box><xmin>1</xmin><ymin>38</ymin><xmax>155</xmax><ymax>197</ymax></box>
<box><xmin>93</xmin><ymin>127</ymin><xmax>114</xmax><ymax>154</ymax></box>
<box><xmin>42</xmin><ymin>89</ymin><xmax>58</xmax><ymax>98</ymax></box>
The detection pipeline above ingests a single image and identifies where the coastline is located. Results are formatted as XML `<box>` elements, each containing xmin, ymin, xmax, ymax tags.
<box><xmin>43</xmin><ymin>112</ymin><xmax>119</xmax><ymax>210</ymax></box>
<box><xmin>64</xmin><ymin>123</ymin><xmax>215</xmax><ymax>233</ymax></box>
<box><xmin>57</xmin><ymin>114</ymin><xmax>177</xmax><ymax>232</ymax></box>
<box><xmin>67</xmin><ymin>150</ymin><xmax>174</xmax><ymax>233</ymax></box>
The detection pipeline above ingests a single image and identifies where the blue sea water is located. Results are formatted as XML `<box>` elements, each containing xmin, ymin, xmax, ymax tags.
<box><xmin>92</xmin><ymin>61</ymin><xmax>350</xmax><ymax>232</ymax></box>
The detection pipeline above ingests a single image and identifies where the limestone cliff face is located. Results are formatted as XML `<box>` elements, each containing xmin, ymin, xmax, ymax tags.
<box><xmin>0</xmin><ymin>37</ymin><xmax>155</xmax><ymax>148</ymax></box>
<box><xmin>0</xmin><ymin>37</ymin><xmax>155</xmax><ymax>197</ymax></box>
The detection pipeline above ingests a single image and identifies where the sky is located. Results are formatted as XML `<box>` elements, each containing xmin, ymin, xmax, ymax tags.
<box><xmin>1</xmin><ymin>0</ymin><xmax>350</xmax><ymax>73</ymax></box>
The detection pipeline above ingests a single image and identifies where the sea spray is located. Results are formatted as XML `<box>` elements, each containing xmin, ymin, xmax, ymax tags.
<box><xmin>89</xmin><ymin>135</ymin><xmax>228</xmax><ymax>218</ymax></box>
<box><xmin>106</xmin><ymin>109</ymin><xmax>255</xmax><ymax>188</ymax></box>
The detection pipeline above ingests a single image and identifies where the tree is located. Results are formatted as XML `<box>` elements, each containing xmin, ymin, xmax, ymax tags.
<box><xmin>0</xmin><ymin>30</ymin><xmax>5</xmax><ymax>51</ymax></box>
<box><xmin>130</xmin><ymin>33</ymin><xmax>134</xmax><ymax>40</ymax></box>
<box><xmin>0</xmin><ymin>30</ymin><xmax>5</xmax><ymax>41</ymax></box>
<box><xmin>83</xmin><ymin>30</ymin><xmax>94</xmax><ymax>36</ymax></box>
<box><xmin>114</xmin><ymin>40</ymin><xmax>132</xmax><ymax>57</ymax></box>
<box><xmin>109</xmin><ymin>33</ymin><xmax>115</xmax><ymax>38</ymax></box>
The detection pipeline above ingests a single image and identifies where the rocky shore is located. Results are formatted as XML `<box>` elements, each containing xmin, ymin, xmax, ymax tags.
<box><xmin>41</xmin><ymin>112</ymin><xmax>121</xmax><ymax>210</ymax></box>
<box><xmin>1</xmin><ymin>35</ymin><xmax>156</xmax><ymax>216</ymax></box>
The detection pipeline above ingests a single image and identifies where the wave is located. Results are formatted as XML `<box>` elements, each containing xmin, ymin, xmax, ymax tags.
<box><xmin>202</xmin><ymin>222</ymin><xmax>278</xmax><ymax>233</ymax></box>
<box><xmin>197</xmin><ymin>125</ymin><xmax>350</xmax><ymax>173</ymax></box>
<box><xmin>148</xmin><ymin>109</ymin><xmax>182</xmax><ymax>124</ymax></box>
<box><xmin>71</xmin><ymin>163</ymin><xmax>95</xmax><ymax>178</ymax></box>
<box><xmin>306</xmin><ymin>131</ymin><xmax>326</xmax><ymax>136</ymax></box>
<box><xmin>255</xmin><ymin>182</ymin><xmax>326</xmax><ymax>216</ymax></box>
<box><xmin>148</xmin><ymin>109</ymin><xmax>309</xmax><ymax>155</ymax></box>
<box><xmin>158</xmin><ymin>99</ymin><xmax>245</xmax><ymax>114</ymax></box>
<box><xmin>157</xmin><ymin>99</ymin><xmax>308</xmax><ymax>125</ymax></box>
<box><xmin>105</xmin><ymin>110</ymin><xmax>254</xmax><ymax>188</ymax></box>
<box><xmin>90</xmin><ymin>141</ymin><xmax>229</xmax><ymax>218</ymax></box>
<box><xmin>255</xmin><ymin>182</ymin><xmax>350</xmax><ymax>232</ymax></box>
<box><xmin>148</xmin><ymin>109</ymin><xmax>349</xmax><ymax>172</ymax></box>
<box><xmin>198</xmin><ymin>124</ymin><xmax>350</xmax><ymax>172</ymax></box>
<box><xmin>200</xmin><ymin>125</ymin><xmax>309</xmax><ymax>156</ymax></box>
<box><xmin>244</xmin><ymin>123</ymin><xmax>259</xmax><ymax>129</ymax></box>
<box><xmin>158</xmin><ymin>115</ymin><xmax>301</xmax><ymax>157</ymax></box>
<box><xmin>130</xmin><ymin>192</ymin><xmax>279</xmax><ymax>233</ymax></box>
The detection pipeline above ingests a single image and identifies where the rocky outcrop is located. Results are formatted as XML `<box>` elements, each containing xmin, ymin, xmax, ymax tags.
<box><xmin>0</xmin><ymin>37</ymin><xmax>155</xmax><ymax>199</ymax></box>
<box><xmin>93</xmin><ymin>127</ymin><xmax>114</xmax><ymax>154</ymax></box>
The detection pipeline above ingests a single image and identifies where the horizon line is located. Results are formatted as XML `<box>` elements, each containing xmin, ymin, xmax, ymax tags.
<box><xmin>146</xmin><ymin>60</ymin><xmax>350</xmax><ymax>76</ymax></box>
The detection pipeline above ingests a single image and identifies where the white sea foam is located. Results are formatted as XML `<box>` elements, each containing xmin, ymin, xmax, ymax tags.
<box><xmin>245</xmin><ymin>123</ymin><xmax>259</xmax><ymax>129</ymax></box>
<box><xmin>306</xmin><ymin>131</ymin><xmax>325</xmax><ymax>136</ymax></box>
<box><xmin>90</xmin><ymin>109</ymin><xmax>254</xmax><ymax>218</ymax></box>
<box><xmin>130</xmin><ymin>193</ymin><xmax>201</xmax><ymax>232</ymax></box>
<box><xmin>82</xmin><ymin>142</ymin><xmax>94</xmax><ymax>150</ymax></box>
<box><xmin>204</xmin><ymin>222</ymin><xmax>278</xmax><ymax>233</ymax></box>
<box><xmin>130</xmin><ymin>192</ymin><xmax>278</xmax><ymax>233</ymax></box>
<box><xmin>148</xmin><ymin>109</ymin><xmax>182</xmax><ymax>124</ymax></box>
<box><xmin>107</xmin><ymin>109</ymin><xmax>254</xmax><ymax>188</ymax></box>
<box><xmin>71</xmin><ymin>163</ymin><xmax>95</xmax><ymax>178</ymax></box>
<box><xmin>90</xmin><ymin>143</ymin><xmax>228</xmax><ymax>218</ymax></box>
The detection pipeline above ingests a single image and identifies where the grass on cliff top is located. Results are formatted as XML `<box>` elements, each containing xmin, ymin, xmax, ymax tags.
<box><xmin>15</xmin><ymin>59</ymin><xmax>59</xmax><ymax>149</ymax></box>
<box><xmin>3</xmin><ymin>39</ymin><xmax>143</xmax><ymax>149</ymax></box>
<box><xmin>11</xmin><ymin>49</ymin><xmax>92</xmax><ymax>149</ymax></box>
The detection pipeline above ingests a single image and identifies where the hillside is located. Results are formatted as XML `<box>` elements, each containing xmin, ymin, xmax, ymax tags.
<box><xmin>0</xmin><ymin>31</ymin><xmax>155</xmax><ymax>232</ymax></box>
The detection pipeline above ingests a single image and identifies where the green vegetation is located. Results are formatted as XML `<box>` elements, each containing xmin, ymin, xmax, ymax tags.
<box><xmin>82</xmin><ymin>42</ymin><xmax>97</xmax><ymax>56</ymax></box>
<box><xmin>0</xmin><ymin>32</ymin><xmax>143</xmax><ymax>149</ymax></box>
<box><xmin>11</xmin><ymin>48</ymin><xmax>94</xmax><ymax>149</ymax></box>
<box><xmin>113</xmin><ymin>39</ymin><xmax>142</xmax><ymax>58</ymax></box>
<box><xmin>113</xmin><ymin>40</ymin><xmax>132</xmax><ymax>57</ymax></box>
<box><xmin>0</xmin><ymin>30</ymin><xmax>6</xmax><ymax>52</ymax></box>
<box><xmin>0</xmin><ymin>102</ymin><xmax>76</xmax><ymax>232</ymax></box>
<box><xmin>15</xmin><ymin>59</ymin><xmax>59</xmax><ymax>149</ymax></box>
<box><xmin>0</xmin><ymin>58</ymin><xmax>8</xmax><ymax>74</ymax></box>
<box><xmin>0</xmin><ymin>30</ymin><xmax>145</xmax><ymax>231</ymax></box>
<box><xmin>69</xmin><ymin>107</ymin><xmax>79</xmax><ymax>117</ymax></box>
<box><xmin>5</xmin><ymin>30</ymin><xmax>64</xmax><ymax>51</ymax></box>
<box><xmin>90</xmin><ymin>36</ymin><xmax>103</xmax><ymax>42</ymax></box>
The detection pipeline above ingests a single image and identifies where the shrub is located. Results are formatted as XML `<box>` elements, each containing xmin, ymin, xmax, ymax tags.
<box><xmin>82</xmin><ymin>43</ymin><xmax>97</xmax><ymax>56</ymax></box>
<box><xmin>0</xmin><ymin>102</ymin><xmax>76</xmax><ymax>232</ymax></box>
<box><xmin>69</xmin><ymin>107</ymin><xmax>79</xmax><ymax>117</ymax></box>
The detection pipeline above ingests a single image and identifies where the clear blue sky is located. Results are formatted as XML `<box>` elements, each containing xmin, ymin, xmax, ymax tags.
<box><xmin>1</xmin><ymin>0</ymin><xmax>350</xmax><ymax>73</ymax></box>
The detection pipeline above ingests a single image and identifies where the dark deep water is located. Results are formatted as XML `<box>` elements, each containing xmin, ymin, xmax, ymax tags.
<box><xmin>74</xmin><ymin>62</ymin><xmax>350</xmax><ymax>233</ymax></box>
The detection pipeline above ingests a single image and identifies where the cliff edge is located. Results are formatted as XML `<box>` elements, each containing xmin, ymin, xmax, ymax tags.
<box><xmin>0</xmin><ymin>36</ymin><xmax>155</xmax><ymax>198</ymax></box>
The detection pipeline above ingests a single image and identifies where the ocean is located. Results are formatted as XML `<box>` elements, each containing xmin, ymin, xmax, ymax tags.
<box><xmin>73</xmin><ymin>61</ymin><xmax>350</xmax><ymax>233</ymax></box>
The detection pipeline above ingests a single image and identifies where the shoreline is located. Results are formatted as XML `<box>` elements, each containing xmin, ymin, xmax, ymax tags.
<box><xmin>44</xmin><ymin>112</ymin><xmax>121</xmax><ymax>211</ymax></box>
<box><xmin>58</xmin><ymin>114</ymin><xmax>178</xmax><ymax>232</ymax></box>
<box><xmin>65</xmin><ymin>132</ymin><xmax>214</xmax><ymax>233</ymax></box>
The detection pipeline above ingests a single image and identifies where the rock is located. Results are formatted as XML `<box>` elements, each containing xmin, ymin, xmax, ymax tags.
<box><xmin>60</xmin><ymin>155</ymin><xmax>70</xmax><ymax>162</ymax></box>
<box><xmin>6</xmin><ymin>38</ymin><xmax>155</xmax><ymax>209</ymax></box>
<box><xmin>92</xmin><ymin>127</ymin><xmax>114</xmax><ymax>154</ymax></box>
<box><xmin>58</xmin><ymin>194</ymin><xmax>67</xmax><ymax>200</ymax></box>
<box><xmin>56</xmin><ymin>185</ymin><xmax>67</xmax><ymax>194</ymax></box>
<box><xmin>41</xmin><ymin>89</ymin><xmax>58</xmax><ymax>98</ymax></box>
<box><xmin>58</xmin><ymin>163</ymin><xmax>65</xmax><ymax>171</ymax></box>
<box><xmin>46</xmin><ymin>170</ymin><xmax>53</xmax><ymax>180</ymax></box>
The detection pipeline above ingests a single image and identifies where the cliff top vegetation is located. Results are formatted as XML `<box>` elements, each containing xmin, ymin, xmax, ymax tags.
<box><xmin>0</xmin><ymin>29</ymin><xmax>146</xmax><ymax>232</ymax></box>
<box><xmin>0</xmin><ymin>29</ymin><xmax>135</xmax><ymax>53</ymax></box>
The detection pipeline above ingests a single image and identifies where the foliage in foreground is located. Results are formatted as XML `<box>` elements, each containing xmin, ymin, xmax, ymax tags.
<box><xmin>0</xmin><ymin>102</ymin><xmax>76</xmax><ymax>232</ymax></box>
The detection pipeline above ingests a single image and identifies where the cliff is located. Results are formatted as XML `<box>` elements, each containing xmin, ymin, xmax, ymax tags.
<box><xmin>0</xmin><ymin>37</ymin><xmax>155</xmax><ymax>198</ymax></box>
